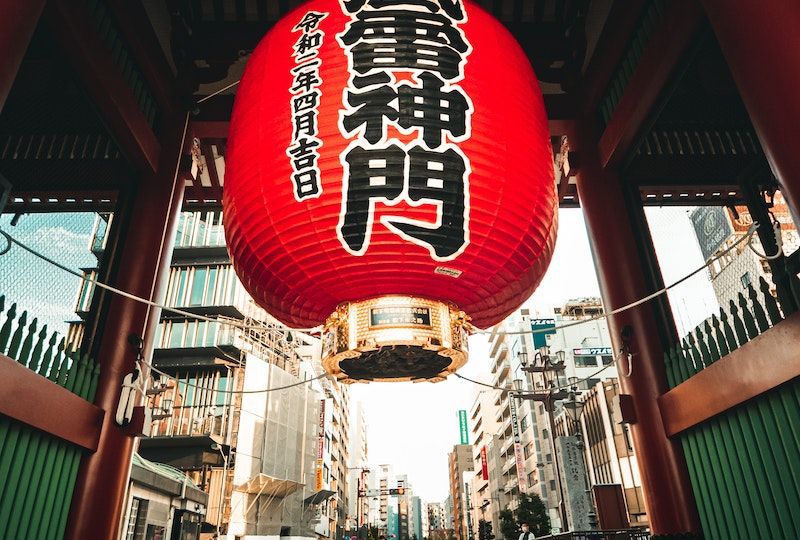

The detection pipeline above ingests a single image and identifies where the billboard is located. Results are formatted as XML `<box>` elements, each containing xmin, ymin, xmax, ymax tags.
<box><xmin>690</xmin><ymin>206</ymin><xmax>733</xmax><ymax>261</ymax></box>
<box><xmin>530</xmin><ymin>318</ymin><xmax>556</xmax><ymax>348</ymax></box>
<box><xmin>508</xmin><ymin>397</ymin><xmax>527</xmax><ymax>491</ymax></box>
<box><xmin>458</xmin><ymin>410</ymin><xmax>469</xmax><ymax>444</ymax></box>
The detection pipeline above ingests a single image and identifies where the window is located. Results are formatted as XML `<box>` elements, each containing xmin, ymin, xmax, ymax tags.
<box><xmin>523</xmin><ymin>443</ymin><xmax>532</xmax><ymax>460</ymax></box>
<box><xmin>527</xmin><ymin>472</ymin><xmax>535</xmax><ymax>486</ymax></box>
<box><xmin>190</xmin><ymin>267</ymin><xmax>207</xmax><ymax>305</ymax></box>
<box><xmin>741</xmin><ymin>271</ymin><xmax>752</xmax><ymax>289</ymax></box>
<box><xmin>575</xmin><ymin>355</ymin><xmax>598</xmax><ymax>367</ymax></box>
<box><xmin>520</xmin><ymin>417</ymin><xmax>528</xmax><ymax>432</ymax></box>
<box><xmin>125</xmin><ymin>498</ymin><xmax>147</xmax><ymax>540</ymax></box>
<box><xmin>549</xmin><ymin>480</ymin><xmax>556</xmax><ymax>491</ymax></box>
<box><xmin>601</xmin><ymin>355</ymin><xmax>614</xmax><ymax>365</ymax></box>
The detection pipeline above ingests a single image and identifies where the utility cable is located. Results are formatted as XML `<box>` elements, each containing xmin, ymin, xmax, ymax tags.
<box><xmin>479</xmin><ymin>222</ymin><xmax>761</xmax><ymax>336</ymax></box>
<box><xmin>0</xmin><ymin>222</ymin><xmax>763</xmax><ymax>339</ymax></box>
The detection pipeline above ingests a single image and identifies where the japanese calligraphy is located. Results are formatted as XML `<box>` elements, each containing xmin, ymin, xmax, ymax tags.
<box><xmin>336</xmin><ymin>0</ymin><xmax>473</xmax><ymax>261</ymax></box>
<box><xmin>287</xmin><ymin>11</ymin><xmax>329</xmax><ymax>201</ymax></box>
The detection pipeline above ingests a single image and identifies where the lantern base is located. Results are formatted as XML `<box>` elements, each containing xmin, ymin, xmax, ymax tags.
<box><xmin>321</xmin><ymin>296</ymin><xmax>470</xmax><ymax>383</ymax></box>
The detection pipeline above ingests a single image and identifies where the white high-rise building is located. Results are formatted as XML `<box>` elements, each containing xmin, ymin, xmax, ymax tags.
<box><xmin>347</xmin><ymin>402</ymin><xmax>369</xmax><ymax>530</ymax></box>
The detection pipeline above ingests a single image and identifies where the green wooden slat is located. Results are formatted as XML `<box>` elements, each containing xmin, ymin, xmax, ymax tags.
<box><xmin>6</xmin><ymin>310</ymin><xmax>27</xmax><ymax>359</ymax></box>
<box><xmin>760</xmin><ymin>276</ymin><xmax>783</xmax><ymax>325</ymax></box>
<box><xmin>18</xmin><ymin>317</ymin><xmax>37</xmax><ymax>367</ymax></box>
<box><xmin>737</xmin><ymin>292</ymin><xmax>759</xmax><ymax>340</ymax></box>
<box><xmin>681</xmin><ymin>434</ymin><xmax>715</xmax><ymax>538</ymax></box>
<box><xmin>0</xmin><ymin>302</ymin><xmax>17</xmax><ymax>352</ymax></box>
<box><xmin>703</xmin><ymin>321</ymin><xmax>721</xmax><ymax>363</ymax></box>
<box><xmin>747</xmin><ymin>283</ymin><xmax>770</xmax><ymax>333</ymax></box>
<box><xmin>719</xmin><ymin>307</ymin><xmax>738</xmax><ymax>351</ymax></box>
<box><xmin>694</xmin><ymin>326</ymin><xmax>712</xmax><ymax>371</ymax></box>
<box><xmin>729</xmin><ymin>300</ymin><xmax>749</xmax><ymax>345</ymax></box>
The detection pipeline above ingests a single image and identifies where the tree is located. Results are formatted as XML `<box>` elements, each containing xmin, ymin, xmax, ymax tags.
<box><xmin>499</xmin><ymin>510</ymin><xmax>518</xmax><ymax>540</ymax></box>
<box><xmin>478</xmin><ymin>519</ymin><xmax>495</xmax><ymax>540</ymax></box>
<box><xmin>516</xmin><ymin>494</ymin><xmax>550</xmax><ymax>537</ymax></box>
<box><xmin>499</xmin><ymin>494</ymin><xmax>551</xmax><ymax>540</ymax></box>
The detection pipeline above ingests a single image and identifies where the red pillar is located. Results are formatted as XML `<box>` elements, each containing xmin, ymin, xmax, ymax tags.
<box><xmin>701</xmin><ymin>0</ymin><xmax>800</xmax><ymax>219</ymax></box>
<box><xmin>571</xmin><ymin>123</ymin><xmax>701</xmax><ymax>535</ymax></box>
<box><xmin>0</xmin><ymin>0</ymin><xmax>45</xmax><ymax>112</ymax></box>
<box><xmin>65</xmin><ymin>113</ymin><xmax>187</xmax><ymax>540</ymax></box>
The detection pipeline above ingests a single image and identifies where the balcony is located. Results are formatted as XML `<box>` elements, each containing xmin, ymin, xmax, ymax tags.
<box><xmin>501</xmin><ymin>456</ymin><xmax>516</xmax><ymax>475</ymax></box>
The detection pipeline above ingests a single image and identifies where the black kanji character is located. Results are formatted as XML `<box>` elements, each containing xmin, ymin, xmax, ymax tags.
<box><xmin>293</xmin><ymin>11</ymin><xmax>328</xmax><ymax>33</ymax></box>
<box><xmin>293</xmin><ymin>90</ymin><xmax>320</xmax><ymax>113</ymax></box>
<box><xmin>339</xmin><ymin>144</ymin><xmax>406</xmax><ymax>253</ymax></box>
<box><xmin>291</xmin><ymin>69</ymin><xmax>321</xmax><ymax>93</ymax></box>
<box><xmin>397</xmin><ymin>72</ymin><xmax>470</xmax><ymax>148</ymax></box>
<box><xmin>293</xmin><ymin>110</ymin><xmax>318</xmax><ymax>140</ymax></box>
<box><xmin>341</xmin><ymin>0</ymin><xmax>464</xmax><ymax>20</ymax></box>
<box><xmin>288</xmin><ymin>137</ymin><xmax>321</xmax><ymax>169</ymax></box>
<box><xmin>383</xmin><ymin>145</ymin><xmax>467</xmax><ymax>258</ymax></box>
<box><xmin>346</xmin><ymin>38</ymin><xmax>464</xmax><ymax>81</ymax></box>
<box><xmin>342</xmin><ymin>84</ymin><xmax>398</xmax><ymax>144</ymax></box>
<box><xmin>294</xmin><ymin>32</ymin><xmax>324</xmax><ymax>57</ymax></box>
<box><xmin>293</xmin><ymin>169</ymin><xmax>321</xmax><ymax>199</ymax></box>
<box><xmin>340</xmin><ymin>9</ymin><xmax>468</xmax><ymax>54</ymax></box>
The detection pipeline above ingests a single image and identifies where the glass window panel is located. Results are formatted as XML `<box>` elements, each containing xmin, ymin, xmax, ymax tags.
<box><xmin>574</xmin><ymin>355</ymin><xmax>598</xmax><ymax>367</ymax></box>
<box><xmin>190</xmin><ymin>267</ymin><xmax>207</xmax><ymax>306</ymax></box>
<box><xmin>185</xmin><ymin>320</ymin><xmax>198</xmax><ymax>347</ymax></box>
<box><xmin>207</xmin><ymin>267</ymin><xmax>218</xmax><ymax>305</ymax></box>
<box><xmin>175</xmin><ymin>268</ymin><xmax>188</xmax><ymax>306</ymax></box>
<box><xmin>169</xmin><ymin>321</ymin><xmax>185</xmax><ymax>348</ymax></box>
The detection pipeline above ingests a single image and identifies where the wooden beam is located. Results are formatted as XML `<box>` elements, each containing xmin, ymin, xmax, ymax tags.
<box><xmin>106</xmin><ymin>0</ymin><xmax>179</xmax><ymax>115</ymax></box>
<box><xmin>659</xmin><ymin>312</ymin><xmax>800</xmax><ymax>437</ymax></box>
<box><xmin>190</xmin><ymin>121</ymin><xmax>230</xmax><ymax>140</ymax></box>
<box><xmin>580</xmin><ymin>0</ymin><xmax>647</xmax><ymax>114</ymax></box>
<box><xmin>597</xmin><ymin>0</ymin><xmax>704</xmax><ymax>169</ymax></box>
<box><xmin>44</xmin><ymin>0</ymin><xmax>161</xmax><ymax>173</ymax></box>
<box><xmin>0</xmin><ymin>354</ymin><xmax>104</xmax><ymax>451</ymax></box>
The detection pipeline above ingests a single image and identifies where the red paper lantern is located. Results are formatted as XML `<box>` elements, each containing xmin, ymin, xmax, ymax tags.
<box><xmin>224</xmin><ymin>0</ymin><xmax>556</xmax><ymax>381</ymax></box>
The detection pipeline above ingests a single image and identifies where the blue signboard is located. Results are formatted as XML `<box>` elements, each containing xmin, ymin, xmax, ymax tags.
<box><xmin>530</xmin><ymin>318</ymin><xmax>556</xmax><ymax>348</ymax></box>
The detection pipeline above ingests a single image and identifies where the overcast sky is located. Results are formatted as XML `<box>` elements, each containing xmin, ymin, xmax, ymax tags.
<box><xmin>350</xmin><ymin>206</ymin><xmax>715</xmax><ymax>503</ymax></box>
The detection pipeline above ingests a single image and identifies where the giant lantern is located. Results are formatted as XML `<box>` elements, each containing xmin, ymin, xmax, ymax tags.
<box><xmin>224</xmin><ymin>0</ymin><xmax>557</xmax><ymax>383</ymax></box>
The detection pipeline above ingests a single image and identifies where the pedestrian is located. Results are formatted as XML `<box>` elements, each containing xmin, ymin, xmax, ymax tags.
<box><xmin>517</xmin><ymin>522</ymin><xmax>531</xmax><ymax>540</ymax></box>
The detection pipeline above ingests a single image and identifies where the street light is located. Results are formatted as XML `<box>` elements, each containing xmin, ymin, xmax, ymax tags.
<box><xmin>512</xmin><ymin>379</ymin><xmax>523</xmax><ymax>393</ymax></box>
<box><xmin>562</xmin><ymin>391</ymin><xmax>585</xmax><ymax>435</ymax></box>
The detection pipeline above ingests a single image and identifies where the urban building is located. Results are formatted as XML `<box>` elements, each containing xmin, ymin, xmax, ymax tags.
<box><xmin>484</xmin><ymin>301</ymin><xmax>620</xmax><ymax>532</ymax></box>
<box><xmin>553</xmin><ymin>379</ymin><xmax>648</xmax><ymax>528</ymax></box>
<box><xmin>347</xmin><ymin>403</ymin><xmax>369</xmax><ymax>532</ymax></box>
<box><xmin>466</xmin><ymin>390</ymin><xmax>504</xmax><ymax>538</ymax></box>
<box><xmin>121</xmin><ymin>454</ymin><xmax>209</xmax><ymax>540</ymax></box>
<box><xmin>447</xmin><ymin>445</ymin><xmax>473</xmax><ymax>540</ymax></box>
<box><xmin>425</xmin><ymin>502</ymin><xmax>445</xmax><ymax>537</ymax></box>
<box><xmin>688</xmin><ymin>195</ymin><xmax>800</xmax><ymax>311</ymax></box>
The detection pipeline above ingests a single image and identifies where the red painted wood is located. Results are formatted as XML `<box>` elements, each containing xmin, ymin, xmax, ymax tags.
<box><xmin>702</xmin><ymin>0</ymin><xmax>800</xmax><ymax>222</ymax></box>
<box><xmin>571</xmin><ymin>121</ymin><xmax>701</xmax><ymax>534</ymax></box>
<box><xmin>659</xmin><ymin>312</ymin><xmax>800</xmax><ymax>437</ymax></box>
<box><xmin>0</xmin><ymin>0</ymin><xmax>45</xmax><ymax>113</ymax></box>
<box><xmin>64</xmin><ymin>113</ymin><xmax>187</xmax><ymax>540</ymax></box>
<box><xmin>106</xmin><ymin>0</ymin><xmax>179</xmax><ymax>115</ymax></box>
<box><xmin>597</xmin><ymin>0</ymin><xmax>703</xmax><ymax>168</ymax></box>
<box><xmin>0</xmin><ymin>354</ymin><xmax>103</xmax><ymax>451</ymax></box>
<box><xmin>580</xmin><ymin>0</ymin><xmax>647</xmax><ymax>114</ymax></box>
<box><xmin>44</xmin><ymin>0</ymin><xmax>161</xmax><ymax>173</ymax></box>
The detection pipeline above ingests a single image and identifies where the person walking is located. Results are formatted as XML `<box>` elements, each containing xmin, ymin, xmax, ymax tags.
<box><xmin>517</xmin><ymin>522</ymin><xmax>531</xmax><ymax>540</ymax></box>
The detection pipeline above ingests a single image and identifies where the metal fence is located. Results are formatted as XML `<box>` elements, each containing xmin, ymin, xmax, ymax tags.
<box><xmin>0</xmin><ymin>294</ymin><xmax>100</xmax><ymax>539</ymax></box>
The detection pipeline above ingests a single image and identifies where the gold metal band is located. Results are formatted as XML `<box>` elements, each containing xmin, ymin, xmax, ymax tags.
<box><xmin>321</xmin><ymin>295</ymin><xmax>470</xmax><ymax>383</ymax></box>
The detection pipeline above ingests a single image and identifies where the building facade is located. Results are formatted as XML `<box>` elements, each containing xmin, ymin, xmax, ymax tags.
<box><xmin>447</xmin><ymin>445</ymin><xmax>473</xmax><ymax>540</ymax></box>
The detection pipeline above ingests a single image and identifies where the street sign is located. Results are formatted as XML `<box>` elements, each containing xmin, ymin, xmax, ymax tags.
<box><xmin>365</xmin><ymin>489</ymin><xmax>381</xmax><ymax>497</ymax></box>
<box><xmin>572</xmin><ymin>347</ymin><xmax>612</xmax><ymax>356</ymax></box>
<box><xmin>458</xmin><ymin>410</ymin><xmax>469</xmax><ymax>444</ymax></box>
